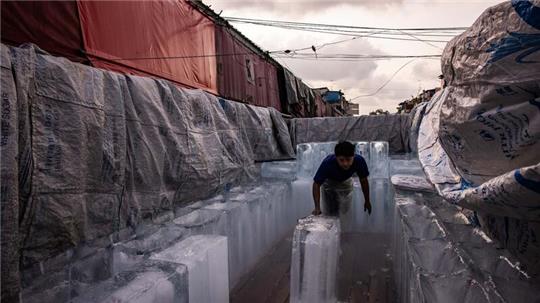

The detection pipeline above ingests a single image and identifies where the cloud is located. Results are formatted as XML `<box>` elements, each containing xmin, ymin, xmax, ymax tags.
<box><xmin>277</xmin><ymin>37</ymin><xmax>382</xmax><ymax>86</ymax></box>
<box><xmin>412</xmin><ymin>61</ymin><xmax>442</xmax><ymax>81</ymax></box>
<box><xmin>203</xmin><ymin>0</ymin><xmax>404</xmax><ymax>16</ymax></box>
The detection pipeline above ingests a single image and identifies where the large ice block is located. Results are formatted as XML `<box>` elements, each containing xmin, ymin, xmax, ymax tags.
<box><xmin>120</xmin><ymin>224</ymin><xmax>187</xmax><ymax>255</ymax></box>
<box><xmin>369</xmin><ymin>141</ymin><xmax>389</xmax><ymax>178</ymax></box>
<box><xmin>173</xmin><ymin>208</ymin><xmax>226</xmax><ymax>236</ymax></box>
<box><xmin>261</xmin><ymin>160</ymin><xmax>297</xmax><ymax>180</ymax></box>
<box><xmin>73</xmin><ymin>260</ymin><xmax>188</xmax><ymax>303</ymax></box>
<box><xmin>355</xmin><ymin>141</ymin><xmax>370</xmax><ymax>164</ymax></box>
<box><xmin>342</xmin><ymin>179</ymin><xmax>395</xmax><ymax>233</ymax></box>
<box><xmin>290</xmin><ymin>216</ymin><xmax>340</xmax><ymax>303</ymax></box>
<box><xmin>296</xmin><ymin>142</ymin><xmax>337</xmax><ymax>179</ymax></box>
<box><xmin>290</xmin><ymin>180</ymin><xmax>315</xmax><ymax>224</ymax></box>
<box><xmin>151</xmin><ymin>235</ymin><xmax>229</xmax><ymax>303</ymax></box>
<box><xmin>202</xmin><ymin>201</ymin><xmax>246</xmax><ymax>287</ymax></box>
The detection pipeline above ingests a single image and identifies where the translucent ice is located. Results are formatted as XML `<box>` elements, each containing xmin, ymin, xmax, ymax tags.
<box><xmin>290</xmin><ymin>179</ymin><xmax>317</xmax><ymax>222</ymax></box>
<box><xmin>355</xmin><ymin>141</ymin><xmax>370</xmax><ymax>164</ymax></box>
<box><xmin>151</xmin><ymin>235</ymin><xmax>229</xmax><ymax>303</ymax></box>
<box><xmin>261</xmin><ymin>160</ymin><xmax>297</xmax><ymax>180</ymax></box>
<box><xmin>73</xmin><ymin>260</ymin><xmax>188</xmax><ymax>303</ymax></box>
<box><xmin>173</xmin><ymin>208</ymin><xmax>227</xmax><ymax>236</ymax></box>
<box><xmin>202</xmin><ymin>201</ymin><xmax>246</xmax><ymax>286</ymax></box>
<box><xmin>296</xmin><ymin>142</ymin><xmax>337</xmax><ymax>179</ymax></box>
<box><xmin>170</xmin><ymin>181</ymin><xmax>295</xmax><ymax>290</ymax></box>
<box><xmin>290</xmin><ymin>216</ymin><xmax>340</xmax><ymax>303</ymax></box>
<box><xmin>369</xmin><ymin>141</ymin><xmax>389</xmax><ymax>178</ymax></box>
<box><xmin>120</xmin><ymin>224</ymin><xmax>187</xmax><ymax>255</ymax></box>
<box><xmin>341</xmin><ymin>179</ymin><xmax>395</xmax><ymax>233</ymax></box>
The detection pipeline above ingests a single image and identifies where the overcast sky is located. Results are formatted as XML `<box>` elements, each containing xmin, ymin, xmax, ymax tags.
<box><xmin>203</xmin><ymin>0</ymin><xmax>503</xmax><ymax>114</ymax></box>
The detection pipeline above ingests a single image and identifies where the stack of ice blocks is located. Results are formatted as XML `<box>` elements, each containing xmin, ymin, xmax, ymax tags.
<box><xmin>369</xmin><ymin>141</ymin><xmax>389</xmax><ymax>178</ymax></box>
<box><xmin>22</xmin><ymin>178</ymin><xmax>306</xmax><ymax>303</ymax></box>
<box><xmin>290</xmin><ymin>216</ymin><xmax>340</xmax><ymax>303</ymax></box>
<box><xmin>151</xmin><ymin>235</ymin><xmax>229</xmax><ymax>303</ymax></box>
<box><xmin>72</xmin><ymin>260</ymin><xmax>188</xmax><ymax>303</ymax></box>
<box><xmin>296</xmin><ymin>142</ymin><xmax>338</xmax><ymax>179</ymax></box>
<box><xmin>172</xmin><ymin>182</ymin><xmax>293</xmax><ymax>288</ymax></box>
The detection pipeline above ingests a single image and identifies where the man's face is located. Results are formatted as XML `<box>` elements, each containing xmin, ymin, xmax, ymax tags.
<box><xmin>336</xmin><ymin>156</ymin><xmax>354</xmax><ymax>170</ymax></box>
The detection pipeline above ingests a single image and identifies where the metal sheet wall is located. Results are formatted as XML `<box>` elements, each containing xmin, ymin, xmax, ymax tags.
<box><xmin>215</xmin><ymin>25</ymin><xmax>281</xmax><ymax>111</ymax></box>
<box><xmin>77</xmin><ymin>0</ymin><xmax>217</xmax><ymax>93</ymax></box>
<box><xmin>1</xmin><ymin>1</ymin><xmax>85</xmax><ymax>62</ymax></box>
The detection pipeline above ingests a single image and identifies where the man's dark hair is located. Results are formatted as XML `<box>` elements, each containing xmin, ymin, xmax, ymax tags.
<box><xmin>335</xmin><ymin>141</ymin><xmax>355</xmax><ymax>157</ymax></box>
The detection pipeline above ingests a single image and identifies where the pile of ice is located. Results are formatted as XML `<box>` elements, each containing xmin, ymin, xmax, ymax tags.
<box><xmin>296</xmin><ymin>141</ymin><xmax>388</xmax><ymax>180</ymax></box>
<box><xmin>392</xmin><ymin>174</ymin><xmax>540</xmax><ymax>302</ymax></box>
<box><xmin>151</xmin><ymin>235</ymin><xmax>229</xmax><ymax>303</ymax></box>
<box><xmin>21</xmin><ymin>180</ymin><xmax>308</xmax><ymax>303</ymax></box>
<box><xmin>290</xmin><ymin>216</ymin><xmax>340</xmax><ymax>303</ymax></box>
<box><xmin>73</xmin><ymin>259</ymin><xmax>188</xmax><ymax>303</ymax></box>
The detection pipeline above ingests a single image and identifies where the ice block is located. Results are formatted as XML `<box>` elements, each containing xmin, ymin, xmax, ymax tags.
<box><xmin>72</xmin><ymin>260</ymin><xmax>188</xmax><ymax>303</ymax></box>
<box><xmin>151</xmin><ymin>235</ymin><xmax>229</xmax><ymax>303</ymax></box>
<box><xmin>369</xmin><ymin>141</ymin><xmax>389</xmax><ymax>178</ymax></box>
<box><xmin>355</xmin><ymin>141</ymin><xmax>370</xmax><ymax>165</ymax></box>
<box><xmin>173</xmin><ymin>208</ymin><xmax>226</xmax><ymax>236</ymax></box>
<box><xmin>202</xmin><ymin>201</ymin><xmax>245</xmax><ymax>287</ymax></box>
<box><xmin>296</xmin><ymin>142</ymin><xmax>337</xmax><ymax>179</ymax></box>
<box><xmin>290</xmin><ymin>216</ymin><xmax>340</xmax><ymax>303</ymax></box>
<box><xmin>261</xmin><ymin>160</ymin><xmax>297</xmax><ymax>180</ymax></box>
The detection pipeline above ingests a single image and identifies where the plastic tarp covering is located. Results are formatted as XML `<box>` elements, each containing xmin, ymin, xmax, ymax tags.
<box><xmin>393</xmin><ymin>191</ymin><xmax>540</xmax><ymax>303</ymax></box>
<box><xmin>77</xmin><ymin>1</ymin><xmax>217</xmax><ymax>93</ymax></box>
<box><xmin>1</xmin><ymin>1</ymin><xmax>86</xmax><ymax>63</ymax></box>
<box><xmin>2</xmin><ymin>43</ymin><xmax>294</xmax><ymax>276</ymax></box>
<box><xmin>290</xmin><ymin>114</ymin><xmax>413</xmax><ymax>153</ymax></box>
<box><xmin>417</xmin><ymin>1</ymin><xmax>540</xmax><ymax>278</ymax></box>
<box><xmin>1</xmin><ymin>42</ymin><xmax>22</xmax><ymax>302</ymax></box>
<box><xmin>283</xmin><ymin>68</ymin><xmax>299</xmax><ymax>105</ymax></box>
<box><xmin>215</xmin><ymin>26</ymin><xmax>281</xmax><ymax>111</ymax></box>
<box><xmin>296</xmin><ymin>80</ymin><xmax>315</xmax><ymax>117</ymax></box>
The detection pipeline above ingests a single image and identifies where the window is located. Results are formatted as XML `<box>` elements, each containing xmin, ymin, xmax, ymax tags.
<box><xmin>245</xmin><ymin>58</ymin><xmax>255</xmax><ymax>84</ymax></box>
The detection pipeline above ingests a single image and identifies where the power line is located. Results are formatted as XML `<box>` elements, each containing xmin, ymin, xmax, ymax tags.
<box><xmin>349</xmin><ymin>59</ymin><xmax>417</xmax><ymax>100</ymax></box>
<box><xmin>89</xmin><ymin>51</ymin><xmax>441</xmax><ymax>61</ymax></box>
<box><xmin>276</xmin><ymin>53</ymin><xmax>441</xmax><ymax>58</ymax></box>
<box><xmin>225</xmin><ymin>22</ymin><xmax>455</xmax><ymax>42</ymax></box>
<box><xmin>224</xmin><ymin>16</ymin><xmax>468</xmax><ymax>32</ymax></box>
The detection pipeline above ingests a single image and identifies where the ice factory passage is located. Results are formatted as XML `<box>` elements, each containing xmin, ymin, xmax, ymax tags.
<box><xmin>21</xmin><ymin>142</ymin><xmax>540</xmax><ymax>303</ymax></box>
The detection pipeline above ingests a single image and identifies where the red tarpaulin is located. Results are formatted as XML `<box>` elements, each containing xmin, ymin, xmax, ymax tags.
<box><xmin>77</xmin><ymin>0</ymin><xmax>217</xmax><ymax>92</ymax></box>
<box><xmin>1</xmin><ymin>1</ymin><xmax>85</xmax><ymax>62</ymax></box>
<box><xmin>216</xmin><ymin>26</ymin><xmax>281</xmax><ymax>111</ymax></box>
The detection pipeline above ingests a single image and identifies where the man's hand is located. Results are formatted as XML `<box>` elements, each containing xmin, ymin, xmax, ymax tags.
<box><xmin>312</xmin><ymin>208</ymin><xmax>322</xmax><ymax>216</ymax></box>
<box><xmin>364</xmin><ymin>201</ymin><xmax>372</xmax><ymax>215</ymax></box>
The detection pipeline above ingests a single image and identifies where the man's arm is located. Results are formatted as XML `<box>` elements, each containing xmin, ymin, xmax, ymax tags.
<box><xmin>359</xmin><ymin>177</ymin><xmax>371</xmax><ymax>214</ymax></box>
<box><xmin>312</xmin><ymin>182</ymin><xmax>322</xmax><ymax>215</ymax></box>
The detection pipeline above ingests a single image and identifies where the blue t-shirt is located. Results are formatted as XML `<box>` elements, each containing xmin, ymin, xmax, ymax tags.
<box><xmin>313</xmin><ymin>154</ymin><xmax>369</xmax><ymax>184</ymax></box>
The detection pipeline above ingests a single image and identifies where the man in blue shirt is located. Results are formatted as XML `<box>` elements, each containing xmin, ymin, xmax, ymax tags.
<box><xmin>312</xmin><ymin>141</ymin><xmax>371</xmax><ymax>216</ymax></box>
